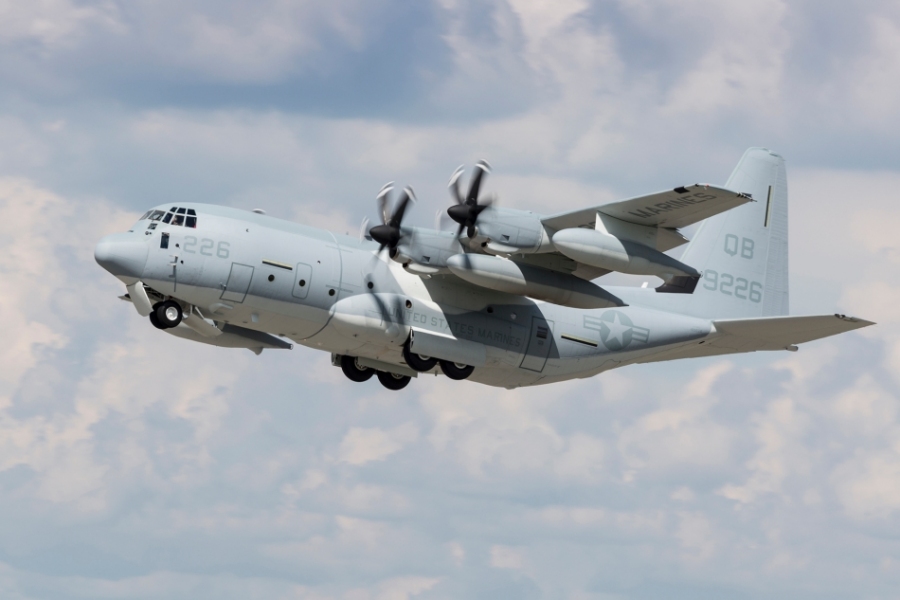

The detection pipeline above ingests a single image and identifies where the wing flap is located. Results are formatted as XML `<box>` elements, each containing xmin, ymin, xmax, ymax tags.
<box><xmin>542</xmin><ymin>184</ymin><xmax>752</xmax><ymax>231</ymax></box>
<box><xmin>629</xmin><ymin>314</ymin><xmax>874</xmax><ymax>365</ymax></box>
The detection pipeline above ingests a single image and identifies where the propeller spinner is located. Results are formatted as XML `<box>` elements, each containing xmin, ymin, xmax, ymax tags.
<box><xmin>447</xmin><ymin>159</ymin><xmax>493</xmax><ymax>238</ymax></box>
<box><xmin>369</xmin><ymin>183</ymin><xmax>415</xmax><ymax>258</ymax></box>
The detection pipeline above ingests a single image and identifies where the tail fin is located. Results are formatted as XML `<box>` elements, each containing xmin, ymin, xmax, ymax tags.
<box><xmin>677</xmin><ymin>148</ymin><xmax>789</xmax><ymax>319</ymax></box>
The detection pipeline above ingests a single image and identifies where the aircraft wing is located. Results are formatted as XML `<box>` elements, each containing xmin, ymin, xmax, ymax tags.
<box><xmin>542</xmin><ymin>184</ymin><xmax>752</xmax><ymax>231</ymax></box>
<box><xmin>628</xmin><ymin>314</ymin><xmax>875</xmax><ymax>364</ymax></box>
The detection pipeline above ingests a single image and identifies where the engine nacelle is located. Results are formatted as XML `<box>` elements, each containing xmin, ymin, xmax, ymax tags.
<box><xmin>473</xmin><ymin>207</ymin><xmax>554</xmax><ymax>254</ymax></box>
<box><xmin>551</xmin><ymin>228</ymin><xmax>699</xmax><ymax>280</ymax></box>
<box><xmin>392</xmin><ymin>227</ymin><xmax>464</xmax><ymax>271</ymax></box>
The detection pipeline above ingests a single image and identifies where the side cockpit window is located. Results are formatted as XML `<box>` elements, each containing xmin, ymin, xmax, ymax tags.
<box><xmin>148</xmin><ymin>210</ymin><xmax>165</xmax><ymax>221</ymax></box>
<box><xmin>161</xmin><ymin>207</ymin><xmax>197</xmax><ymax>228</ymax></box>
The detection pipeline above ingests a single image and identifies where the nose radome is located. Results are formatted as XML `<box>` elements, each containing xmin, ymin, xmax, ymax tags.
<box><xmin>94</xmin><ymin>232</ymin><xmax>149</xmax><ymax>279</ymax></box>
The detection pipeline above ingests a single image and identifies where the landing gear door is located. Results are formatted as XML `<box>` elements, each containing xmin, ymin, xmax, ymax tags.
<box><xmin>520</xmin><ymin>317</ymin><xmax>554</xmax><ymax>372</ymax></box>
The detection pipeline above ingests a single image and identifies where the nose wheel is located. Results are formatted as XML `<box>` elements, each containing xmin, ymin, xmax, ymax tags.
<box><xmin>149</xmin><ymin>301</ymin><xmax>183</xmax><ymax>329</ymax></box>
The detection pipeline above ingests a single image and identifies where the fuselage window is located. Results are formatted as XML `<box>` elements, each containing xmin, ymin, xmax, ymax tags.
<box><xmin>160</xmin><ymin>232</ymin><xmax>169</xmax><ymax>249</ymax></box>
<box><xmin>148</xmin><ymin>210</ymin><xmax>165</xmax><ymax>221</ymax></box>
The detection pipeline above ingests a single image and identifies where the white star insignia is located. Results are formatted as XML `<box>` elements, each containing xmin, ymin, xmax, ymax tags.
<box><xmin>604</xmin><ymin>313</ymin><xmax>632</xmax><ymax>345</ymax></box>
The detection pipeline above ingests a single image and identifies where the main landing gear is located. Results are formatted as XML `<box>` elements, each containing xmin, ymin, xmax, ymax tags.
<box><xmin>149</xmin><ymin>300</ymin><xmax>183</xmax><ymax>330</ymax></box>
<box><xmin>402</xmin><ymin>339</ymin><xmax>475</xmax><ymax>381</ymax></box>
<box><xmin>338</xmin><ymin>344</ymin><xmax>476</xmax><ymax>391</ymax></box>
<box><xmin>340</xmin><ymin>355</ymin><xmax>411</xmax><ymax>390</ymax></box>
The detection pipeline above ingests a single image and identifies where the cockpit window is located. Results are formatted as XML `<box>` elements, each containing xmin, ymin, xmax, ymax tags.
<box><xmin>159</xmin><ymin>207</ymin><xmax>198</xmax><ymax>228</ymax></box>
<box><xmin>140</xmin><ymin>211</ymin><xmax>151</xmax><ymax>220</ymax></box>
<box><xmin>148</xmin><ymin>210</ymin><xmax>165</xmax><ymax>221</ymax></box>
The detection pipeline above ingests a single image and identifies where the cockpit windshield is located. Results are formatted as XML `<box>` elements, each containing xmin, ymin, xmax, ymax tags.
<box><xmin>140</xmin><ymin>207</ymin><xmax>197</xmax><ymax>228</ymax></box>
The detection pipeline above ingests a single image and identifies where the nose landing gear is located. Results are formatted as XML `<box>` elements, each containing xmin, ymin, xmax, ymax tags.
<box><xmin>149</xmin><ymin>300</ymin><xmax>184</xmax><ymax>329</ymax></box>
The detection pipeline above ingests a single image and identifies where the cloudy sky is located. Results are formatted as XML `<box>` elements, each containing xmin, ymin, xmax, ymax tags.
<box><xmin>2</xmin><ymin>1</ymin><xmax>900</xmax><ymax>598</ymax></box>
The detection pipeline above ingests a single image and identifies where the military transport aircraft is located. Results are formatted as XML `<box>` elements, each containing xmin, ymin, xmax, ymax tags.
<box><xmin>95</xmin><ymin>148</ymin><xmax>873</xmax><ymax>390</ymax></box>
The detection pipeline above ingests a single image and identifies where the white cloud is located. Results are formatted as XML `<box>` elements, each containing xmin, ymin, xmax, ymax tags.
<box><xmin>0</xmin><ymin>0</ymin><xmax>123</xmax><ymax>50</ymax></box>
<box><xmin>337</xmin><ymin>424</ymin><xmax>418</xmax><ymax>466</ymax></box>
<box><xmin>490</xmin><ymin>544</ymin><xmax>524</xmax><ymax>569</ymax></box>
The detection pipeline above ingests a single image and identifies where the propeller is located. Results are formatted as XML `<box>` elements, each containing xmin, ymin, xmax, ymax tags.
<box><xmin>447</xmin><ymin>159</ymin><xmax>493</xmax><ymax>238</ymax></box>
<box><xmin>368</xmin><ymin>183</ymin><xmax>415</xmax><ymax>258</ymax></box>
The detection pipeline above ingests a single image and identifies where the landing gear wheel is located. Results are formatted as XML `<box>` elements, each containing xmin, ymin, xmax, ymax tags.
<box><xmin>149</xmin><ymin>310</ymin><xmax>167</xmax><ymax>330</ymax></box>
<box><xmin>155</xmin><ymin>300</ymin><xmax>183</xmax><ymax>328</ymax></box>
<box><xmin>341</xmin><ymin>355</ymin><xmax>374</xmax><ymax>382</ymax></box>
<box><xmin>402</xmin><ymin>341</ymin><xmax>437</xmax><ymax>372</ymax></box>
<box><xmin>377</xmin><ymin>370</ymin><xmax>411</xmax><ymax>391</ymax></box>
<box><xmin>439</xmin><ymin>360</ymin><xmax>474</xmax><ymax>381</ymax></box>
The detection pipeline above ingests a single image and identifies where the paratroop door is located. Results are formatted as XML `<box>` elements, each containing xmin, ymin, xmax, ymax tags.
<box><xmin>519</xmin><ymin>316</ymin><xmax>553</xmax><ymax>372</ymax></box>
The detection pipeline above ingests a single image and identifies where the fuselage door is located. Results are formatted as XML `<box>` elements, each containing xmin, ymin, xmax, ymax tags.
<box><xmin>221</xmin><ymin>263</ymin><xmax>254</xmax><ymax>303</ymax></box>
<box><xmin>520</xmin><ymin>316</ymin><xmax>554</xmax><ymax>372</ymax></box>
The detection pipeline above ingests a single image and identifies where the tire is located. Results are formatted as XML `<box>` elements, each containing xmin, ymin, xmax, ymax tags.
<box><xmin>377</xmin><ymin>370</ymin><xmax>411</xmax><ymax>390</ymax></box>
<box><xmin>439</xmin><ymin>360</ymin><xmax>474</xmax><ymax>381</ymax></box>
<box><xmin>402</xmin><ymin>341</ymin><xmax>437</xmax><ymax>372</ymax></box>
<box><xmin>149</xmin><ymin>310</ymin><xmax>167</xmax><ymax>330</ymax></box>
<box><xmin>155</xmin><ymin>300</ymin><xmax>183</xmax><ymax>328</ymax></box>
<box><xmin>340</xmin><ymin>355</ymin><xmax>374</xmax><ymax>382</ymax></box>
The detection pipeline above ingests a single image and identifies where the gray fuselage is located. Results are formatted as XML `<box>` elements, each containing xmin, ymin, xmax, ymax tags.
<box><xmin>104</xmin><ymin>203</ymin><xmax>714</xmax><ymax>389</ymax></box>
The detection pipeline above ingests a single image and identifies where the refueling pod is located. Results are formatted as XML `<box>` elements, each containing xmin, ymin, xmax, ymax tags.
<box><xmin>446</xmin><ymin>253</ymin><xmax>624</xmax><ymax>309</ymax></box>
<box><xmin>551</xmin><ymin>228</ymin><xmax>699</xmax><ymax>281</ymax></box>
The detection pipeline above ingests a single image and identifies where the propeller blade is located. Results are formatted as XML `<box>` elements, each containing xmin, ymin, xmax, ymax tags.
<box><xmin>376</xmin><ymin>182</ymin><xmax>394</xmax><ymax>225</ymax></box>
<box><xmin>448</xmin><ymin>165</ymin><xmax>465</xmax><ymax>205</ymax></box>
<box><xmin>466</xmin><ymin>159</ymin><xmax>491</xmax><ymax>206</ymax></box>
<box><xmin>359</xmin><ymin>216</ymin><xmax>370</xmax><ymax>242</ymax></box>
<box><xmin>390</xmin><ymin>186</ymin><xmax>415</xmax><ymax>228</ymax></box>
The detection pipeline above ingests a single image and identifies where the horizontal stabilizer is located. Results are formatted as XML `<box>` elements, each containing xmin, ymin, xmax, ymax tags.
<box><xmin>543</xmin><ymin>184</ymin><xmax>752</xmax><ymax>231</ymax></box>
<box><xmin>630</xmin><ymin>314</ymin><xmax>874</xmax><ymax>365</ymax></box>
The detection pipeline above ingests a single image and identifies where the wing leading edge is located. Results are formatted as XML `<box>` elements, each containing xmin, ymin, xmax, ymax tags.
<box><xmin>542</xmin><ymin>184</ymin><xmax>752</xmax><ymax>232</ymax></box>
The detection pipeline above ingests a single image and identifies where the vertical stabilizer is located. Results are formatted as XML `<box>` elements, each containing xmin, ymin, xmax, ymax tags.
<box><xmin>676</xmin><ymin>148</ymin><xmax>789</xmax><ymax>319</ymax></box>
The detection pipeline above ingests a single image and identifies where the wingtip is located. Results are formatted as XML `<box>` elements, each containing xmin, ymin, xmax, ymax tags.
<box><xmin>833</xmin><ymin>313</ymin><xmax>877</xmax><ymax>328</ymax></box>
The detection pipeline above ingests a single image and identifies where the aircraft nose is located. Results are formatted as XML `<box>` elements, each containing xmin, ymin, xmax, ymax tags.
<box><xmin>94</xmin><ymin>232</ymin><xmax>149</xmax><ymax>279</ymax></box>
